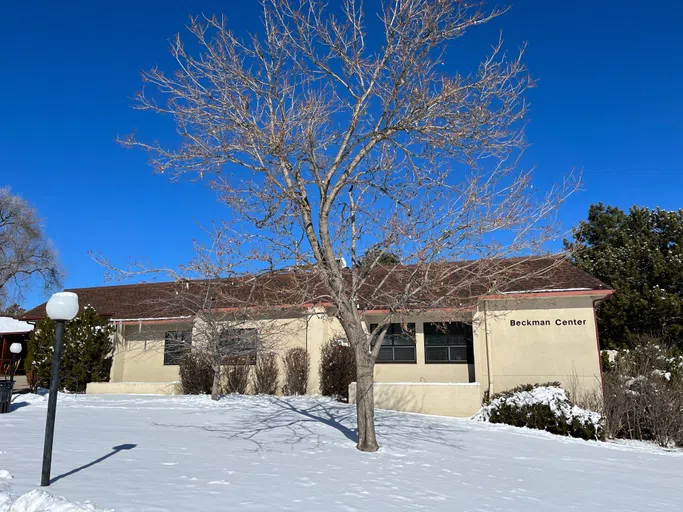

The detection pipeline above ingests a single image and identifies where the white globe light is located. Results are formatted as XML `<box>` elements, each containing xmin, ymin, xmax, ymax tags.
<box><xmin>9</xmin><ymin>343</ymin><xmax>22</xmax><ymax>354</ymax></box>
<box><xmin>46</xmin><ymin>292</ymin><xmax>79</xmax><ymax>321</ymax></box>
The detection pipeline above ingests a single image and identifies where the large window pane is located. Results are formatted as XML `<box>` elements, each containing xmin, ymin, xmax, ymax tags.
<box><xmin>425</xmin><ymin>346</ymin><xmax>449</xmax><ymax>361</ymax></box>
<box><xmin>219</xmin><ymin>327</ymin><xmax>257</xmax><ymax>365</ymax></box>
<box><xmin>449</xmin><ymin>346</ymin><xmax>469</xmax><ymax>362</ymax></box>
<box><xmin>424</xmin><ymin>322</ymin><xmax>473</xmax><ymax>363</ymax></box>
<box><xmin>370</xmin><ymin>323</ymin><xmax>416</xmax><ymax>363</ymax></box>
<box><xmin>164</xmin><ymin>330</ymin><xmax>192</xmax><ymax>366</ymax></box>
<box><xmin>393</xmin><ymin>347</ymin><xmax>417</xmax><ymax>362</ymax></box>
<box><xmin>377</xmin><ymin>347</ymin><xmax>394</xmax><ymax>362</ymax></box>
<box><xmin>393</xmin><ymin>332</ymin><xmax>416</xmax><ymax>345</ymax></box>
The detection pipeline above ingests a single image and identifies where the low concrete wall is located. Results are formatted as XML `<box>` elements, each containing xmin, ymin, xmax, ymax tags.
<box><xmin>86</xmin><ymin>381</ymin><xmax>183</xmax><ymax>395</ymax></box>
<box><xmin>349</xmin><ymin>382</ymin><xmax>482</xmax><ymax>418</ymax></box>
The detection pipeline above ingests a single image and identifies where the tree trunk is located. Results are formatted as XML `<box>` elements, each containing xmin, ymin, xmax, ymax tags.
<box><xmin>211</xmin><ymin>364</ymin><xmax>221</xmax><ymax>400</ymax></box>
<box><xmin>355</xmin><ymin>348</ymin><xmax>379</xmax><ymax>452</ymax></box>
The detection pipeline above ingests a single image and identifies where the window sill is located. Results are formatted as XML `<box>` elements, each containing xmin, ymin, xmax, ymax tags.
<box><xmin>424</xmin><ymin>361</ymin><xmax>470</xmax><ymax>365</ymax></box>
<box><xmin>375</xmin><ymin>361</ymin><xmax>417</xmax><ymax>364</ymax></box>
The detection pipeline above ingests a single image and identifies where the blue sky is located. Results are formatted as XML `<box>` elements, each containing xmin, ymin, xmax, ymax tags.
<box><xmin>1</xmin><ymin>0</ymin><xmax>682</xmax><ymax>309</ymax></box>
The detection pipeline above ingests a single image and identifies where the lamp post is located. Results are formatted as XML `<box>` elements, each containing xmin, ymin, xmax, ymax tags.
<box><xmin>8</xmin><ymin>342</ymin><xmax>21</xmax><ymax>384</ymax></box>
<box><xmin>41</xmin><ymin>291</ymin><xmax>79</xmax><ymax>487</ymax></box>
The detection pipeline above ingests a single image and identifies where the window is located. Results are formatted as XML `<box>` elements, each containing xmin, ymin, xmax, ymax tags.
<box><xmin>424</xmin><ymin>322</ymin><xmax>473</xmax><ymax>364</ymax></box>
<box><xmin>164</xmin><ymin>330</ymin><xmax>192</xmax><ymax>365</ymax></box>
<box><xmin>370</xmin><ymin>323</ymin><xmax>416</xmax><ymax>363</ymax></box>
<box><xmin>218</xmin><ymin>327</ymin><xmax>258</xmax><ymax>365</ymax></box>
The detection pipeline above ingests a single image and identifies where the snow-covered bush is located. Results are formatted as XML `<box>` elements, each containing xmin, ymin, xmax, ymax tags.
<box><xmin>283</xmin><ymin>347</ymin><xmax>309</xmax><ymax>395</ymax></box>
<box><xmin>475</xmin><ymin>382</ymin><xmax>604</xmax><ymax>441</ymax></box>
<box><xmin>254</xmin><ymin>352</ymin><xmax>279</xmax><ymax>394</ymax></box>
<box><xmin>602</xmin><ymin>336</ymin><xmax>683</xmax><ymax>447</ymax></box>
<box><xmin>179</xmin><ymin>351</ymin><xmax>214</xmax><ymax>394</ymax></box>
<box><xmin>319</xmin><ymin>336</ymin><xmax>356</xmax><ymax>401</ymax></box>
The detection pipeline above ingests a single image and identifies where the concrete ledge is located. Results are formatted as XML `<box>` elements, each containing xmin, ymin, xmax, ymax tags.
<box><xmin>349</xmin><ymin>382</ymin><xmax>482</xmax><ymax>418</ymax></box>
<box><xmin>86</xmin><ymin>381</ymin><xmax>183</xmax><ymax>395</ymax></box>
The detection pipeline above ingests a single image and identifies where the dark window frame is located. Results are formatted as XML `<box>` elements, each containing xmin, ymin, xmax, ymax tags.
<box><xmin>370</xmin><ymin>323</ymin><xmax>417</xmax><ymax>364</ymax></box>
<box><xmin>218</xmin><ymin>327</ymin><xmax>258</xmax><ymax>365</ymax></box>
<box><xmin>423</xmin><ymin>322</ymin><xmax>474</xmax><ymax>364</ymax></box>
<box><xmin>163</xmin><ymin>330</ymin><xmax>192</xmax><ymax>366</ymax></box>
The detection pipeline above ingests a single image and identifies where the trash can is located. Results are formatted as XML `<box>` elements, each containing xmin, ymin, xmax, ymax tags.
<box><xmin>0</xmin><ymin>380</ymin><xmax>14</xmax><ymax>414</ymax></box>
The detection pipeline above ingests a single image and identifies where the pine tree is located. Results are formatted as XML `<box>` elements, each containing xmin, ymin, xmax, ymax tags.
<box><xmin>566</xmin><ymin>204</ymin><xmax>683</xmax><ymax>349</ymax></box>
<box><xmin>0</xmin><ymin>303</ymin><xmax>25</xmax><ymax>318</ymax></box>
<box><xmin>355</xmin><ymin>245</ymin><xmax>401</xmax><ymax>268</ymax></box>
<box><xmin>26</xmin><ymin>305</ymin><xmax>115</xmax><ymax>391</ymax></box>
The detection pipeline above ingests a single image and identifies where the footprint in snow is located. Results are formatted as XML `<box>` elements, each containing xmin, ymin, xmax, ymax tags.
<box><xmin>297</xmin><ymin>477</ymin><xmax>317</xmax><ymax>487</ymax></box>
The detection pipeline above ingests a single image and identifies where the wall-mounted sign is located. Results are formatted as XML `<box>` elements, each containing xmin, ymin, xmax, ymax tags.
<box><xmin>510</xmin><ymin>318</ymin><xmax>587</xmax><ymax>327</ymax></box>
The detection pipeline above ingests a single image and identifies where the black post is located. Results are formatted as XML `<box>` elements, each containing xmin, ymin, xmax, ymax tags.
<box><xmin>9</xmin><ymin>352</ymin><xmax>17</xmax><ymax>383</ymax></box>
<box><xmin>41</xmin><ymin>320</ymin><xmax>65</xmax><ymax>487</ymax></box>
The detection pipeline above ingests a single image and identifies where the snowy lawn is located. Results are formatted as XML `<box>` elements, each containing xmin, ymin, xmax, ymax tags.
<box><xmin>1</xmin><ymin>394</ymin><xmax>682</xmax><ymax>511</ymax></box>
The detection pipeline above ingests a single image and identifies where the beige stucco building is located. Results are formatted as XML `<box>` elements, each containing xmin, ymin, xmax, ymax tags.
<box><xmin>24</xmin><ymin>258</ymin><xmax>611</xmax><ymax>418</ymax></box>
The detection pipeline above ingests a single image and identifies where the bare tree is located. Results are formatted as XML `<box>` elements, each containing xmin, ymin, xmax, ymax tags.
<box><xmin>121</xmin><ymin>0</ymin><xmax>578</xmax><ymax>451</ymax></box>
<box><xmin>0</xmin><ymin>187</ymin><xmax>61</xmax><ymax>308</ymax></box>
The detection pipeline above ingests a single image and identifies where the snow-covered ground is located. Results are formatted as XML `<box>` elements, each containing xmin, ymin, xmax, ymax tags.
<box><xmin>1</xmin><ymin>393</ymin><xmax>681</xmax><ymax>511</ymax></box>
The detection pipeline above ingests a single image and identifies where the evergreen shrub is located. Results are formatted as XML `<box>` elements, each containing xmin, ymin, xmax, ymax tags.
<box><xmin>476</xmin><ymin>382</ymin><xmax>605</xmax><ymax>441</ymax></box>
<box><xmin>26</xmin><ymin>305</ymin><xmax>114</xmax><ymax>392</ymax></box>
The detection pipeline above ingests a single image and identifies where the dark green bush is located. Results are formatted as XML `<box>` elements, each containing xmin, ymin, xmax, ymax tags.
<box><xmin>26</xmin><ymin>305</ymin><xmax>114</xmax><ymax>392</ymax></box>
<box><xmin>319</xmin><ymin>337</ymin><xmax>356</xmax><ymax>401</ymax></box>
<box><xmin>484</xmin><ymin>382</ymin><xmax>604</xmax><ymax>441</ymax></box>
<box><xmin>601</xmin><ymin>351</ymin><xmax>614</xmax><ymax>373</ymax></box>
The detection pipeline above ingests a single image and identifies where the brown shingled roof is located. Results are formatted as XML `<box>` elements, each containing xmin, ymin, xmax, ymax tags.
<box><xmin>22</xmin><ymin>257</ymin><xmax>609</xmax><ymax>321</ymax></box>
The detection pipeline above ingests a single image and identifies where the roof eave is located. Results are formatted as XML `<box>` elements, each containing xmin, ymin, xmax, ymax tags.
<box><xmin>484</xmin><ymin>289</ymin><xmax>614</xmax><ymax>300</ymax></box>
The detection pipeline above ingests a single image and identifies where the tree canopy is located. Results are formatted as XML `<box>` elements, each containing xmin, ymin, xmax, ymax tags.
<box><xmin>566</xmin><ymin>203</ymin><xmax>683</xmax><ymax>349</ymax></box>
<box><xmin>0</xmin><ymin>187</ymin><xmax>61</xmax><ymax>309</ymax></box>
<box><xmin>123</xmin><ymin>0</ymin><xmax>577</xmax><ymax>451</ymax></box>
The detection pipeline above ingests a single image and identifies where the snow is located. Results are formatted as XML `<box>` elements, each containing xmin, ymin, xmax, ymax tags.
<box><xmin>0</xmin><ymin>317</ymin><xmax>33</xmax><ymax>334</ymax></box>
<box><xmin>474</xmin><ymin>385</ymin><xmax>603</xmax><ymax>432</ymax></box>
<box><xmin>109</xmin><ymin>316</ymin><xmax>192</xmax><ymax>323</ymax></box>
<box><xmin>499</xmin><ymin>287</ymin><xmax>592</xmax><ymax>294</ymax></box>
<box><xmin>0</xmin><ymin>489</ymin><xmax>108</xmax><ymax>512</ymax></box>
<box><xmin>1</xmin><ymin>393</ymin><xmax>682</xmax><ymax>511</ymax></box>
<box><xmin>653</xmin><ymin>369</ymin><xmax>672</xmax><ymax>381</ymax></box>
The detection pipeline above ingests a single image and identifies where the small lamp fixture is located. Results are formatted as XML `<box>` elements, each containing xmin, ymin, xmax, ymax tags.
<box><xmin>8</xmin><ymin>342</ymin><xmax>22</xmax><ymax>383</ymax></box>
<box><xmin>46</xmin><ymin>292</ymin><xmax>79</xmax><ymax>321</ymax></box>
